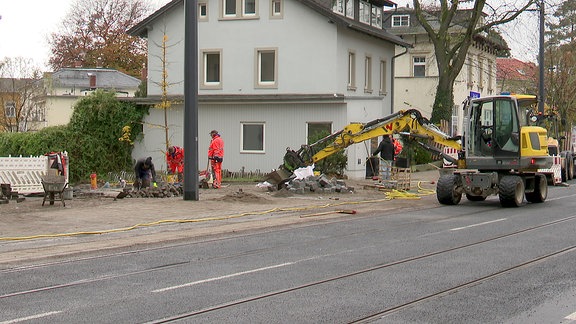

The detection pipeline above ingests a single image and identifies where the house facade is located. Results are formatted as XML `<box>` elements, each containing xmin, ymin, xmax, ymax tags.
<box><xmin>42</xmin><ymin>68</ymin><xmax>141</xmax><ymax>127</ymax></box>
<box><xmin>383</xmin><ymin>6</ymin><xmax>502</xmax><ymax>136</ymax></box>
<box><xmin>129</xmin><ymin>0</ymin><xmax>410</xmax><ymax>179</ymax></box>
<box><xmin>0</xmin><ymin>78</ymin><xmax>45</xmax><ymax>133</ymax></box>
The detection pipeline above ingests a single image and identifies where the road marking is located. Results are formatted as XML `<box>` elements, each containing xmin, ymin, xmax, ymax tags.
<box><xmin>0</xmin><ymin>311</ymin><xmax>62</xmax><ymax>324</ymax></box>
<box><xmin>566</xmin><ymin>310</ymin><xmax>576</xmax><ymax>320</ymax></box>
<box><xmin>549</xmin><ymin>193</ymin><xmax>576</xmax><ymax>202</ymax></box>
<box><xmin>450</xmin><ymin>218</ymin><xmax>506</xmax><ymax>231</ymax></box>
<box><xmin>152</xmin><ymin>251</ymin><xmax>350</xmax><ymax>293</ymax></box>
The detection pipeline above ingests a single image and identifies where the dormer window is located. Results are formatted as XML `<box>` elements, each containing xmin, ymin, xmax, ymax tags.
<box><xmin>392</xmin><ymin>14</ymin><xmax>409</xmax><ymax>27</ymax></box>
<box><xmin>359</xmin><ymin>1</ymin><xmax>382</xmax><ymax>28</ymax></box>
<box><xmin>332</xmin><ymin>0</ymin><xmax>354</xmax><ymax>19</ymax></box>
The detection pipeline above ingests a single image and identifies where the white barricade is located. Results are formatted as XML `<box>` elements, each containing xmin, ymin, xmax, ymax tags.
<box><xmin>443</xmin><ymin>147</ymin><xmax>459</xmax><ymax>168</ymax></box>
<box><xmin>0</xmin><ymin>152</ymin><xmax>69</xmax><ymax>194</ymax></box>
<box><xmin>539</xmin><ymin>155</ymin><xmax>562</xmax><ymax>185</ymax></box>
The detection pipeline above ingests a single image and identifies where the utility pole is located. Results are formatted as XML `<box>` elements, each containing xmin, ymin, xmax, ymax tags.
<box><xmin>538</xmin><ymin>0</ymin><xmax>545</xmax><ymax>113</ymax></box>
<box><xmin>183</xmin><ymin>0</ymin><xmax>199</xmax><ymax>200</ymax></box>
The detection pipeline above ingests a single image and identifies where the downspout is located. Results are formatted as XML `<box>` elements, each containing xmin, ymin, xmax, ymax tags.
<box><xmin>391</xmin><ymin>46</ymin><xmax>409</xmax><ymax>114</ymax></box>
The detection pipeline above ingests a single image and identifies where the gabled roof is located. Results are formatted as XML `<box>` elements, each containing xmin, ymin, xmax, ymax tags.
<box><xmin>49</xmin><ymin>68</ymin><xmax>141</xmax><ymax>89</ymax></box>
<box><xmin>128</xmin><ymin>0</ymin><xmax>411</xmax><ymax>48</ymax></box>
<box><xmin>496</xmin><ymin>58</ymin><xmax>537</xmax><ymax>81</ymax></box>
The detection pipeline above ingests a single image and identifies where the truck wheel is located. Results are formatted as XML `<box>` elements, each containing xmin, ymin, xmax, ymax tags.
<box><xmin>499</xmin><ymin>175</ymin><xmax>524</xmax><ymax>207</ymax></box>
<box><xmin>561</xmin><ymin>159</ymin><xmax>568</xmax><ymax>182</ymax></box>
<box><xmin>525</xmin><ymin>174</ymin><xmax>547</xmax><ymax>203</ymax></box>
<box><xmin>569</xmin><ymin>157</ymin><xmax>574</xmax><ymax>180</ymax></box>
<box><xmin>437</xmin><ymin>174</ymin><xmax>462</xmax><ymax>205</ymax></box>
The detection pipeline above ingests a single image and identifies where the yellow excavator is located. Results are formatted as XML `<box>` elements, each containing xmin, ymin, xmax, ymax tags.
<box><xmin>267</xmin><ymin>94</ymin><xmax>553</xmax><ymax>207</ymax></box>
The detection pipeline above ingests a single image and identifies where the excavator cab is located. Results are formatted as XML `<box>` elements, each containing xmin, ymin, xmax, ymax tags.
<box><xmin>464</xmin><ymin>94</ymin><xmax>549</xmax><ymax>171</ymax></box>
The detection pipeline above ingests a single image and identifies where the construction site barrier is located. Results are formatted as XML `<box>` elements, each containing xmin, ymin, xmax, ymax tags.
<box><xmin>442</xmin><ymin>147</ymin><xmax>459</xmax><ymax>168</ymax></box>
<box><xmin>0</xmin><ymin>153</ymin><xmax>69</xmax><ymax>194</ymax></box>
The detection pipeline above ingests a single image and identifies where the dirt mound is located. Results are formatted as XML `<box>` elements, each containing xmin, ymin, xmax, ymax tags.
<box><xmin>216</xmin><ymin>189</ymin><xmax>269</xmax><ymax>203</ymax></box>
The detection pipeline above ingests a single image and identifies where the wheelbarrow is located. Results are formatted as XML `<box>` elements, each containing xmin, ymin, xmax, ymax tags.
<box><xmin>41</xmin><ymin>175</ymin><xmax>68</xmax><ymax>206</ymax></box>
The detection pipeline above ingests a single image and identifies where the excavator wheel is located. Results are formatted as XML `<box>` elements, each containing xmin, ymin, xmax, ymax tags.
<box><xmin>525</xmin><ymin>174</ymin><xmax>547</xmax><ymax>203</ymax></box>
<box><xmin>499</xmin><ymin>175</ymin><xmax>524</xmax><ymax>207</ymax></box>
<box><xmin>436</xmin><ymin>174</ymin><xmax>462</xmax><ymax>205</ymax></box>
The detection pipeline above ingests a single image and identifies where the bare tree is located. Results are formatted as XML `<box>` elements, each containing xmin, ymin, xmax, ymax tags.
<box><xmin>48</xmin><ymin>0</ymin><xmax>151</xmax><ymax>77</ymax></box>
<box><xmin>412</xmin><ymin>0</ymin><xmax>537</xmax><ymax>123</ymax></box>
<box><xmin>148</xmin><ymin>26</ymin><xmax>183</xmax><ymax>153</ymax></box>
<box><xmin>0</xmin><ymin>57</ymin><xmax>45</xmax><ymax>132</ymax></box>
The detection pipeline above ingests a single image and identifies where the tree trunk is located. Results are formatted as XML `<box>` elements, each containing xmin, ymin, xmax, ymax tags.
<box><xmin>431</xmin><ymin>73</ymin><xmax>455</xmax><ymax>124</ymax></box>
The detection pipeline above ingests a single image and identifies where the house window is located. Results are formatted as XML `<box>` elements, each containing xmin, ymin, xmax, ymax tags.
<box><xmin>221</xmin><ymin>0</ymin><xmax>258</xmax><ymax>18</ymax></box>
<box><xmin>478</xmin><ymin>56</ymin><xmax>484</xmax><ymax>89</ymax></box>
<box><xmin>359</xmin><ymin>1</ymin><xmax>370</xmax><ymax>24</ymax></box>
<box><xmin>332</xmin><ymin>0</ymin><xmax>354</xmax><ymax>18</ymax></box>
<box><xmin>345</xmin><ymin>0</ymin><xmax>354</xmax><ymax>18</ymax></box>
<box><xmin>199</xmin><ymin>2</ymin><xmax>208</xmax><ymax>21</ymax></box>
<box><xmin>244</xmin><ymin>0</ymin><xmax>256</xmax><ymax>15</ymax></box>
<box><xmin>307</xmin><ymin>122</ymin><xmax>332</xmax><ymax>144</ymax></box>
<box><xmin>392</xmin><ymin>15</ymin><xmax>409</xmax><ymax>27</ymax></box>
<box><xmin>413</xmin><ymin>56</ymin><xmax>426</xmax><ymax>77</ymax></box>
<box><xmin>467</xmin><ymin>57</ymin><xmax>473</xmax><ymax>88</ymax></box>
<box><xmin>4</xmin><ymin>101</ymin><xmax>15</xmax><ymax>118</ymax></box>
<box><xmin>256</xmin><ymin>48</ymin><xmax>277</xmax><ymax>87</ymax></box>
<box><xmin>271</xmin><ymin>0</ymin><xmax>282</xmax><ymax>18</ymax></box>
<box><xmin>332</xmin><ymin>0</ymin><xmax>344</xmax><ymax>15</ymax></box>
<box><xmin>201</xmin><ymin>50</ymin><xmax>222</xmax><ymax>89</ymax></box>
<box><xmin>371</xmin><ymin>6</ymin><xmax>382</xmax><ymax>28</ymax></box>
<box><xmin>241</xmin><ymin>122</ymin><xmax>265</xmax><ymax>152</ymax></box>
<box><xmin>224</xmin><ymin>0</ymin><xmax>236</xmax><ymax>16</ymax></box>
<box><xmin>488</xmin><ymin>61</ymin><xmax>493</xmax><ymax>92</ymax></box>
<box><xmin>364</xmin><ymin>55</ymin><xmax>372</xmax><ymax>93</ymax></box>
<box><xmin>379</xmin><ymin>60</ymin><xmax>387</xmax><ymax>95</ymax></box>
<box><xmin>348</xmin><ymin>51</ymin><xmax>356</xmax><ymax>90</ymax></box>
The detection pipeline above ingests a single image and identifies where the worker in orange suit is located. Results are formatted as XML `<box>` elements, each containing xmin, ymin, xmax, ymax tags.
<box><xmin>392</xmin><ymin>136</ymin><xmax>403</xmax><ymax>158</ymax></box>
<box><xmin>208</xmin><ymin>130</ymin><xmax>224</xmax><ymax>189</ymax></box>
<box><xmin>166</xmin><ymin>145</ymin><xmax>184</xmax><ymax>182</ymax></box>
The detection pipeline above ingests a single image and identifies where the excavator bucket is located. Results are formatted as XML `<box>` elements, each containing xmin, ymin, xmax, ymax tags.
<box><xmin>264</xmin><ymin>168</ymin><xmax>294</xmax><ymax>189</ymax></box>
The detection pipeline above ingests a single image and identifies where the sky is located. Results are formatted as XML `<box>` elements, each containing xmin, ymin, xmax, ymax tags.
<box><xmin>0</xmin><ymin>0</ymin><xmax>171</xmax><ymax>72</ymax></box>
<box><xmin>0</xmin><ymin>0</ymin><xmax>557</xmax><ymax>73</ymax></box>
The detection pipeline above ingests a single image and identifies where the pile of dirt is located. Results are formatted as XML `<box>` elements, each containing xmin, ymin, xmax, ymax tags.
<box><xmin>216</xmin><ymin>188</ymin><xmax>268</xmax><ymax>203</ymax></box>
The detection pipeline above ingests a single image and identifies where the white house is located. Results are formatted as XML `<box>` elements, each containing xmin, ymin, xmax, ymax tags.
<box><xmin>382</xmin><ymin>5</ymin><xmax>503</xmax><ymax>135</ymax></box>
<box><xmin>42</xmin><ymin>68</ymin><xmax>141</xmax><ymax>127</ymax></box>
<box><xmin>128</xmin><ymin>0</ymin><xmax>411</xmax><ymax>179</ymax></box>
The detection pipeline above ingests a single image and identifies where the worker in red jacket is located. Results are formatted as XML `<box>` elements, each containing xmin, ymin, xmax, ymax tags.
<box><xmin>393</xmin><ymin>137</ymin><xmax>403</xmax><ymax>158</ymax></box>
<box><xmin>166</xmin><ymin>146</ymin><xmax>184</xmax><ymax>182</ymax></box>
<box><xmin>208</xmin><ymin>130</ymin><xmax>224</xmax><ymax>189</ymax></box>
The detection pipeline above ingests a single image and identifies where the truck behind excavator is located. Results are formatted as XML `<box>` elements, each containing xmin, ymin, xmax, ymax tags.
<box><xmin>267</xmin><ymin>94</ymin><xmax>553</xmax><ymax>207</ymax></box>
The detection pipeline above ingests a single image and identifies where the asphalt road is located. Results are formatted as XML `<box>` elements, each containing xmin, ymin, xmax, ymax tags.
<box><xmin>2</xmin><ymin>178</ymin><xmax>576</xmax><ymax>323</ymax></box>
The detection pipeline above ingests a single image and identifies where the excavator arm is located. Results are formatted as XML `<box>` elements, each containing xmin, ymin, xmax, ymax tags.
<box><xmin>282</xmin><ymin>109</ymin><xmax>463</xmax><ymax>173</ymax></box>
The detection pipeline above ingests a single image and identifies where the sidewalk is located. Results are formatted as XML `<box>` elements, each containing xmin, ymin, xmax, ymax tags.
<box><xmin>0</xmin><ymin>168</ymin><xmax>442</xmax><ymax>268</ymax></box>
